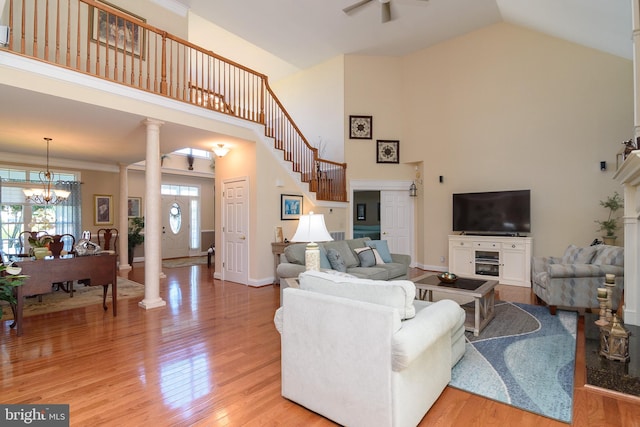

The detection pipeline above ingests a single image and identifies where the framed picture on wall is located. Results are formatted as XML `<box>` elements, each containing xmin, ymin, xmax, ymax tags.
<box><xmin>281</xmin><ymin>194</ymin><xmax>303</xmax><ymax>220</ymax></box>
<box><xmin>90</xmin><ymin>0</ymin><xmax>146</xmax><ymax>59</ymax></box>
<box><xmin>128</xmin><ymin>197</ymin><xmax>142</xmax><ymax>218</ymax></box>
<box><xmin>349</xmin><ymin>115</ymin><xmax>373</xmax><ymax>139</ymax></box>
<box><xmin>376</xmin><ymin>140</ymin><xmax>399</xmax><ymax>164</ymax></box>
<box><xmin>94</xmin><ymin>194</ymin><xmax>113</xmax><ymax>225</ymax></box>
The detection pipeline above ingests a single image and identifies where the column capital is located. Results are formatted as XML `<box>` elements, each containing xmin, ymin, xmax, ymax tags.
<box><xmin>143</xmin><ymin>118</ymin><xmax>165</xmax><ymax>128</ymax></box>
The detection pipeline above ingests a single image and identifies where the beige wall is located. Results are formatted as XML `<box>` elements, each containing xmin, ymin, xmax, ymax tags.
<box><xmin>395</xmin><ymin>23</ymin><xmax>631</xmax><ymax>266</ymax></box>
<box><xmin>214</xmin><ymin>138</ymin><xmax>347</xmax><ymax>285</ymax></box>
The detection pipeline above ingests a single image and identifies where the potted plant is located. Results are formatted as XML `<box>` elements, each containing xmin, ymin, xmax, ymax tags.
<box><xmin>0</xmin><ymin>264</ymin><xmax>28</xmax><ymax>318</ymax></box>
<box><xmin>128</xmin><ymin>216</ymin><xmax>144</xmax><ymax>266</ymax></box>
<box><xmin>596</xmin><ymin>192</ymin><xmax>623</xmax><ymax>245</ymax></box>
<box><xmin>28</xmin><ymin>234</ymin><xmax>53</xmax><ymax>259</ymax></box>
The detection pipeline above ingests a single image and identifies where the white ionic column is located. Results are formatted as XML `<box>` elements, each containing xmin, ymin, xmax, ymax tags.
<box><xmin>118</xmin><ymin>163</ymin><xmax>131</xmax><ymax>270</ymax></box>
<box><xmin>139</xmin><ymin>118</ymin><xmax>166</xmax><ymax>310</ymax></box>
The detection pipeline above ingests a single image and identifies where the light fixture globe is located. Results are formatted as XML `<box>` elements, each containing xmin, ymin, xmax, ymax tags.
<box><xmin>212</xmin><ymin>143</ymin><xmax>230</xmax><ymax>157</ymax></box>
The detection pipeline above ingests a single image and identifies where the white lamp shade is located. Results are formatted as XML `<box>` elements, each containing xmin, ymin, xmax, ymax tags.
<box><xmin>291</xmin><ymin>212</ymin><xmax>333</xmax><ymax>243</ymax></box>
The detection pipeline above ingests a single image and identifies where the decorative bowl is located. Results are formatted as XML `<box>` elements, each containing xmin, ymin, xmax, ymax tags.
<box><xmin>437</xmin><ymin>272</ymin><xmax>458</xmax><ymax>284</ymax></box>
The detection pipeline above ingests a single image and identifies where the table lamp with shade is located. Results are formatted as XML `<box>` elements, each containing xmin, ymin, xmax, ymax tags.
<box><xmin>290</xmin><ymin>211</ymin><xmax>333</xmax><ymax>271</ymax></box>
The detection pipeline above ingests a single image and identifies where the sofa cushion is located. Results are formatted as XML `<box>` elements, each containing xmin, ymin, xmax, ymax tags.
<box><xmin>592</xmin><ymin>245</ymin><xmax>624</xmax><ymax>267</ymax></box>
<box><xmin>354</xmin><ymin>247</ymin><xmax>376</xmax><ymax>267</ymax></box>
<box><xmin>562</xmin><ymin>244</ymin><xmax>599</xmax><ymax>264</ymax></box>
<box><xmin>346</xmin><ymin>266</ymin><xmax>389</xmax><ymax>280</ymax></box>
<box><xmin>378</xmin><ymin>262</ymin><xmax>409</xmax><ymax>279</ymax></box>
<box><xmin>326</xmin><ymin>248</ymin><xmax>347</xmax><ymax>272</ymax></box>
<box><xmin>323</xmin><ymin>240</ymin><xmax>359</xmax><ymax>268</ymax></box>
<box><xmin>298</xmin><ymin>270</ymin><xmax>416</xmax><ymax>319</ymax></box>
<box><xmin>285</xmin><ymin>243</ymin><xmax>331</xmax><ymax>269</ymax></box>
<box><xmin>366</xmin><ymin>240</ymin><xmax>393</xmax><ymax>263</ymax></box>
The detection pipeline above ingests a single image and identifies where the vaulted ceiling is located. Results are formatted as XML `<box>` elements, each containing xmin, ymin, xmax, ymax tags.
<box><xmin>0</xmin><ymin>0</ymin><xmax>633</xmax><ymax>167</ymax></box>
<box><xmin>174</xmin><ymin>0</ymin><xmax>632</xmax><ymax>70</ymax></box>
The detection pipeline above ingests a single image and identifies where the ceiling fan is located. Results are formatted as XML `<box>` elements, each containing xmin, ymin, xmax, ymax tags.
<box><xmin>342</xmin><ymin>0</ymin><xmax>428</xmax><ymax>24</ymax></box>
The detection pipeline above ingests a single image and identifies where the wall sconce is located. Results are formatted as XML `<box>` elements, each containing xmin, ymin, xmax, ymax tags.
<box><xmin>212</xmin><ymin>144</ymin><xmax>230</xmax><ymax>157</ymax></box>
<box><xmin>409</xmin><ymin>181</ymin><xmax>417</xmax><ymax>197</ymax></box>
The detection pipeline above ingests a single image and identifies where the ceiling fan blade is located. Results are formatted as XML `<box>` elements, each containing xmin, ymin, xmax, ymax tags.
<box><xmin>381</xmin><ymin>1</ymin><xmax>391</xmax><ymax>23</ymax></box>
<box><xmin>343</xmin><ymin>0</ymin><xmax>373</xmax><ymax>14</ymax></box>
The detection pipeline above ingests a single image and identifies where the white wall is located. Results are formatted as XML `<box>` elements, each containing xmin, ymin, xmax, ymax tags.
<box><xmin>272</xmin><ymin>56</ymin><xmax>346</xmax><ymax>162</ymax></box>
<box><xmin>187</xmin><ymin>13</ymin><xmax>298</xmax><ymax>81</ymax></box>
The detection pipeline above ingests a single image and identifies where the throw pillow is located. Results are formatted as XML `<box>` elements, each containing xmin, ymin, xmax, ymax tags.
<box><xmin>326</xmin><ymin>248</ymin><xmax>347</xmax><ymax>272</ymax></box>
<box><xmin>318</xmin><ymin>245</ymin><xmax>332</xmax><ymax>269</ymax></box>
<box><xmin>562</xmin><ymin>244</ymin><xmax>599</xmax><ymax>264</ymax></box>
<box><xmin>354</xmin><ymin>247</ymin><xmax>376</xmax><ymax>268</ymax></box>
<box><xmin>370</xmin><ymin>248</ymin><xmax>385</xmax><ymax>265</ymax></box>
<box><xmin>365</xmin><ymin>240</ymin><xmax>392</xmax><ymax>263</ymax></box>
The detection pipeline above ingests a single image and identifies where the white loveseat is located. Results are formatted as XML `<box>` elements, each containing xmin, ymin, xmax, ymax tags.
<box><xmin>274</xmin><ymin>271</ymin><xmax>465</xmax><ymax>427</ymax></box>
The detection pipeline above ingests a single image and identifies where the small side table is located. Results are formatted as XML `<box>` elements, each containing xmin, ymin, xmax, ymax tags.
<box><xmin>271</xmin><ymin>242</ymin><xmax>292</xmax><ymax>285</ymax></box>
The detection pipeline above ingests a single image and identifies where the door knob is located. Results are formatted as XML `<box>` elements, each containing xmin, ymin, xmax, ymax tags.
<box><xmin>240</xmin><ymin>236</ymin><xmax>246</xmax><ymax>240</ymax></box>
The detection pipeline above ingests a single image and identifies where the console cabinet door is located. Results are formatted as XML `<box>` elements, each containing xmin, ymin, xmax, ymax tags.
<box><xmin>449</xmin><ymin>240</ymin><xmax>474</xmax><ymax>276</ymax></box>
<box><xmin>501</xmin><ymin>242</ymin><xmax>530</xmax><ymax>286</ymax></box>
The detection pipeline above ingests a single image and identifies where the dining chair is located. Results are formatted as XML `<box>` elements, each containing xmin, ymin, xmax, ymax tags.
<box><xmin>97</xmin><ymin>228</ymin><xmax>119</xmax><ymax>253</ymax></box>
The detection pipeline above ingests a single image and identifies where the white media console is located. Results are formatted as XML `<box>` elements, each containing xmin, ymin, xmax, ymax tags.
<box><xmin>448</xmin><ymin>235</ymin><xmax>533</xmax><ymax>287</ymax></box>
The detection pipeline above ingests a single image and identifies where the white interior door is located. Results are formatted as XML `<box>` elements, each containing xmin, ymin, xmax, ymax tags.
<box><xmin>380</xmin><ymin>190</ymin><xmax>412</xmax><ymax>257</ymax></box>
<box><xmin>222</xmin><ymin>177</ymin><xmax>249</xmax><ymax>284</ymax></box>
<box><xmin>161</xmin><ymin>195</ymin><xmax>190</xmax><ymax>259</ymax></box>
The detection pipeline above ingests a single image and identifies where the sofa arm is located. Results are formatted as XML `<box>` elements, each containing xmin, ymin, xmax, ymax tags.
<box><xmin>391</xmin><ymin>299</ymin><xmax>462</xmax><ymax>371</ymax></box>
<box><xmin>391</xmin><ymin>253</ymin><xmax>411</xmax><ymax>266</ymax></box>
<box><xmin>531</xmin><ymin>256</ymin><xmax>562</xmax><ymax>275</ymax></box>
<box><xmin>547</xmin><ymin>263</ymin><xmax>624</xmax><ymax>279</ymax></box>
<box><xmin>276</xmin><ymin>262</ymin><xmax>306</xmax><ymax>281</ymax></box>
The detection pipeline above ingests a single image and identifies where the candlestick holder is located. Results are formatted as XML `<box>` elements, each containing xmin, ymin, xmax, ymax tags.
<box><xmin>595</xmin><ymin>296</ymin><xmax>609</xmax><ymax>326</ymax></box>
<box><xmin>605</xmin><ymin>281</ymin><xmax>616</xmax><ymax>321</ymax></box>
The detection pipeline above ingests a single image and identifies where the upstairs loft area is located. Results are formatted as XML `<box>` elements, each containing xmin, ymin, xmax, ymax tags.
<box><xmin>1</xmin><ymin>0</ymin><xmax>347</xmax><ymax>202</ymax></box>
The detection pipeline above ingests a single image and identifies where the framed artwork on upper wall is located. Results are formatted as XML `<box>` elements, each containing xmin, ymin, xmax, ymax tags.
<box><xmin>128</xmin><ymin>197</ymin><xmax>142</xmax><ymax>218</ymax></box>
<box><xmin>281</xmin><ymin>194</ymin><xmax>303</xmax><ymax>220</ymax></box>
<box><xmin>376</xmin><ymin>140</ymin><xmax>399</xmax><ymax>164</ymax></box>
<box><xmin>90</xmin><ymin>0</ymin><xmax>146</xmax><ymax>59</ymax></box>
<box><xmin>349</xmin><ymin>115</ymin><xmax>373</xmax><ymax>139</ymax></box>
<box><xmin>94</xmin><ymin>194</ymin><xmax>113</xmax><ymax>225</ymax></box>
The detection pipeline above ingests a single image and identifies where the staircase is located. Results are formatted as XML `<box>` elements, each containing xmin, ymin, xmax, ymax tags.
<box><xmin>3</xmin><ymin>0</ymin><xmax>347</xmax><ymax>202</ymax></box>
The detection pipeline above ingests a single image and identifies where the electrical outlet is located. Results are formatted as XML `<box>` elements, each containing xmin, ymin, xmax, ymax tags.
<box><xmin>440</xmin><ymin>256</ymin><xmax>445</xmax><ymax>263</ymax></box>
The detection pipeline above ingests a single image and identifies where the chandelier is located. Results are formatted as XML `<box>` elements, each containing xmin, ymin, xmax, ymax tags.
<box><xmin>23</xmin><ymin>138</ymin><xmax>70</xmax><ymax>205</ymax></box>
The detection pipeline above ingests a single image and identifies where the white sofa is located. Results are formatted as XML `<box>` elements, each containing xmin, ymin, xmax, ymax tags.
<box><xmin>274</xmin><ymin>271</ymin><xmax>465</xmax><ymax>427</ymax></box>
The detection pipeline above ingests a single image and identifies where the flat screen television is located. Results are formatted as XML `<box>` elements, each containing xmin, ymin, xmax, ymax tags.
<box><xmin>452</xmin><ymin>190</ymin><xmax>531</xmax><ymax>235</ymax></box>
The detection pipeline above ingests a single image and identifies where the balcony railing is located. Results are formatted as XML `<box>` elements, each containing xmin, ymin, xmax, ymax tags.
<box><xmin>3</xmin><ymin>0</ymin><xmax>347</xmax><ymax>202</ymax></box>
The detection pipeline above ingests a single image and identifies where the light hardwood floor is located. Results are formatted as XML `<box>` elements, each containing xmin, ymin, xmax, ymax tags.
<box><xmin>2</xmin><ymin>264</ymin><xmax>639</xmax><ymax>426</ymax></box>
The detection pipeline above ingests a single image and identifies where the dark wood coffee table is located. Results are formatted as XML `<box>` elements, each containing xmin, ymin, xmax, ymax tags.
<box><xmin>412</xmin><ymin>274</ymin><xmax>498</xmax><ymax>336</ymax></box>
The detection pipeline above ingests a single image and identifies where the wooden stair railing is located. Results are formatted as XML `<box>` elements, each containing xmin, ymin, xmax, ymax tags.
<box><xmin>4</xmin><ymin>0</ymin><xmax>347</xmax><ymax>202</ymax></box>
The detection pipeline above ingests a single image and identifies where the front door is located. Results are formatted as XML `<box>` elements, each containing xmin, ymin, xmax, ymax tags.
<box><xmin>161</xmin><ymin>196</ymin><xmax>190</xmax><ymax>259</ymax></box>
<box><xmin>222</xmin><ymin>177</ymin><xmax>249</xmax><ymax>284</ymax></box>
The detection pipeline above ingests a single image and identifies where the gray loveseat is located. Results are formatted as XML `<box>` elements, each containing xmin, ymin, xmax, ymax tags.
<box><xmin>276</xmin><ymin>237</ymin><xmax>411</xmax><ymax>297</ymax></box>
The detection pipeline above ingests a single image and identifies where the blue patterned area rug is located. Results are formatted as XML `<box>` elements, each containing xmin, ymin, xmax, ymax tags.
<box><xmin>449</xmin><ymin>302</ymin><xmax>578</xmax><ymax>424</ymax></box>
